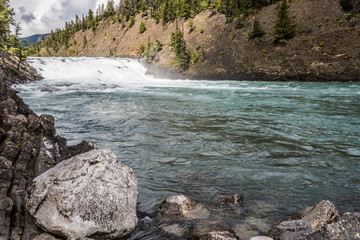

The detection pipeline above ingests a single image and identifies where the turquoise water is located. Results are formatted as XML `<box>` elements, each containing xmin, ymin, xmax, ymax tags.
<box><xmin>17</xmin><ymin>57</ymin><xmax>360</xmax><ymax>234</ymax></box>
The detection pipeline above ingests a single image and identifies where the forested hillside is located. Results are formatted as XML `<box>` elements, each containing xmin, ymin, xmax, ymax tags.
<box><xmin>32</xmin><ymin>0</ymin><xmax>360</xmax><ymax>81</ymax></box>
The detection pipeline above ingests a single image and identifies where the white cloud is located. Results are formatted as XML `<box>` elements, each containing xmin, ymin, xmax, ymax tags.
<box><xmin>9</xmin><ymin>0</ymin><xmax>110</xmax><ymax>36</ymax></box>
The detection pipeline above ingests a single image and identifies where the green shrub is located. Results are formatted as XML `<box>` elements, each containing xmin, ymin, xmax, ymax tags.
<box><xmin>139</xmin><ymin>44</ymin><xmax>145</xmax><ymax>54</ymax></box>
<box><xmin>191</xmin><ymin>49</ymin><xmax>199</xmax><ymax>64</ymax></box>
<box><xmin>188</xmin><ymin>19</ymin><xmax>195</xmax><ymax>33</ymax></box>
<box><xmin>156</xmin><ymin>40</ymin><xmax>163</xmax><ymax>52</ymax></box>
<box><xmin>139</xmin><ymin>22</ymin><xmax>146</xmax><ymax>33</ymax></box>
<box><xmin>129</xmin><ymin>16</ymin><xmax>135</xmax><ymax>28</ymax></box>
<box><xmin>82</xmin><ymin>36</ymin><xmax>87</xmax><ymax>49</ymax></box>
<box><xmin>319</xmin><ymin>42</ymin><xmax>325</xmax><ymax>47</ymax></box>
<box><xmin>236</xmin><ymin>16</ymin><xmax>245</xmax><ymax>29</ymax></box>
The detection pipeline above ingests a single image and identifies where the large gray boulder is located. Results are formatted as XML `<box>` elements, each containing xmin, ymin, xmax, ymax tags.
<box><xmin>26</xmin><ymin>149</ymin><xmax>138</xmax><ymax>239</ymax></box>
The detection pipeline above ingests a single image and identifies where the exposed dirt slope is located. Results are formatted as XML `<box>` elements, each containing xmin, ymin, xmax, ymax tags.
<box><xmin>42</xmin><ymin>0</ymin><xmax>360</xmax><ymax>81</ymax></box>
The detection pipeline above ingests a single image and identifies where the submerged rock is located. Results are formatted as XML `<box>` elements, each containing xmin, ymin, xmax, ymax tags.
<box><xmin>26</xmin><ymin>149</ymin><xmax>138</xmax><ymax>239</ymax></box>
<box><xmin>215</xmin><ymin>194</ymin><xmax>243</xmax><ymax>207</ymax></box>
<box><xmin>189</xmin><ymin>223</ymin><xmax>239</xmax><ymax>240</ymax></box>
<box><xmin>159</xmin><ymin>195</ymin><xmax>210</xmax><ymax>220</ymax></box>
<box><xmin>250</xmin><ymin>237</ymin><xmax>273</xmax><ymax>240</ymax></box>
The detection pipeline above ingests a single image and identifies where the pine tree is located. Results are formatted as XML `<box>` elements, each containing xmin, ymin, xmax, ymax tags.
<box><xmin>87</xmin><ymin>9</ymin><xmax>96</xmax><ymax>33</ymax></box>
<box><xmin>0</xmin><ymin>0</ymin><xmax>14</xmax><ymax>48</ymax></box>
<box><xmin>249</xmin><ymin>19</ymin><xmax>265</xmax><ymax>39</ymax></box>
<box><xmin>274</xmin><ymin>0</ymin><xmax>295</xmax><ymax>43</ymax></box>
<box><xmin>8</xmin><ymin>23</ymin><xmax>27</xmax><ymax>70</ymax></box>
<box><xmin>82</xmin><ymin>36</ymin><xmax>87</xmax><ymax>49</ymax></box>
<box><xmin>171</xmin><ymin>21</ymin><xmax>190</xmax><ymax>71</ymax></box>
<box><xmin>105</xmin><ymin>0</ymin><xmax>116</xmax><ymax>18</ymax></box>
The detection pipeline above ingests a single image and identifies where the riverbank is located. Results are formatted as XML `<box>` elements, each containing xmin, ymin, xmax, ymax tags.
<box><xmin>37</xmin><ymin>0</ymin><xmax>360</xmax><ymax>82</ymax></box>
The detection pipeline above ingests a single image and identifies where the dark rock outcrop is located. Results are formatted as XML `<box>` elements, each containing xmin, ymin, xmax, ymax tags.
<box><xmin>0</xmin><ymin>82</ymin><xmax>94</xmax><ymax>239</ymax></box>
<box><xmin>26</xmin><ymin>149</ymin><xmax>138</xmax><ymax>239</ymax></box>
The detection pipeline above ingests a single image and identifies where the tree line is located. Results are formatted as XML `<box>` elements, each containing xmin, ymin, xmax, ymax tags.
<box><xmin>30</xmin><ymin>0</ymin><xmax>359</xmax><ymax>67</ymax></box>
<box><xmin>0</xmin><ymin>0</ymin><xmax>28</xmax><ymax>70</ymax></box>
<box><xmin>30</xmin><ymin>0</ymin><xmax>280</xmax><ymax>55</ymax></box>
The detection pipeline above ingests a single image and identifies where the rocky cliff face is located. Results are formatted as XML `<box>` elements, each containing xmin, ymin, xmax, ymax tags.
<box><xmin>41</xmin><ymin>0</ymin><xmax>360</xmax><ymax>81</ymax></box>
<box><xmin>0</xmin><ymin>56</ymin><xmax>94</xmax><ymax>239</ymax></box>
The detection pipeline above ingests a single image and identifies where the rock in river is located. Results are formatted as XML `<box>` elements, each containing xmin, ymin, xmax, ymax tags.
<box><xmin>159</xmin><ymin>195</ymin><xmax>210</xmax><ymax>220</ymax></box>
<box><xmin>26</xmin><ymin>149</ymin><xmax>138</xmax><ymax>239</ymax></box>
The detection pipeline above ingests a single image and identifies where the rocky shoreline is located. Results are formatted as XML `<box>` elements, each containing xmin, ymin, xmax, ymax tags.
<box><xmin>1</xmin><ymin>57</ymin><xmax>359</xmax><ymax>240</ymax></box>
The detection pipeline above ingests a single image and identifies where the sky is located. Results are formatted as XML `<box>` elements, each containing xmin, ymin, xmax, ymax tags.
<box><xmin>10</xmin><ymin>0</ymin><xmax>111</xmax><ymax>37</ymax></box>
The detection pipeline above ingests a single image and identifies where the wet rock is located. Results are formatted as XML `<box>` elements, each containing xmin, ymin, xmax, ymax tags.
<box><xmin>190</xmin><ymin>223</ymin><xmax>239</xmax><ymax>240</ymax></box>
<box><xmin>306</xmin><ymin>212</ymin><xmax>360</xmax><ymax>240</ymax></box>
<box><xmin>270</xmin><ymin>220</ymin><xmax>314</xmax><ymax>240</ymax></box>
<box><xmin>159</xmin><ymin>195</ymin><xmax>210</xmax><ymax>220</ymax></box>
<box><xmin>26</xmin><ymin>149</ymin><xmax>138</xmax><ymax>239</ymax></box>
<box><xmin>162</xmin><ymin>224</ymin><xmax>191</xmax><ymax>238</ymax></box>
<box><xmin>215</xmin><ymin>194</ymin><xmax>243</xmax><ymax>207</ymax></box>
<box><xmin>269</xmin><ymin>200</ymin><xmax>339</xmax><ymax>239</ymax></box>
<box><xmin>286</xmin><ymin>200</ymin><xmax>339</xmax><ymax>231</ymax></box>
<box><xmin>250</xmin><ymin>236</ymin><xmax>273</xmax><ymax>240</ymax></box>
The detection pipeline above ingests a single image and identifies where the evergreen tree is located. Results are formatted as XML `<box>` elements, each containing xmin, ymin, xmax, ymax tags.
<box><xmin>83</xmin><ymin>36</ymin><xmax>87</xmax><ymax>49</ymax></box>
<box><xmin>8</xmin><ymin>23</ymin><xmax>27</xmax><ymax>70</ymax></box>
<box><xmin>87</xmin><ymin>9</ymin><xmax>96</xmax><ymax>33</ymax></box>
<box><xmin>249</xmin><ymin>18</ymin><xmax>265</xmax><ymax>39</ymax></box>
<box><xmin>105</xmin><ymin>0</ymin><xmax>116</xmax><ymax>18</ymax></box>
<box><xmin>171</xmin><ymin>21</ymin><xmax>190</xmax><ymax>71</ymax></box>
<box><xmin>274</xmin><ymin>0</ymin><xmax>295</xmax><ymax>43</ymax></box>
<box><xmin>0</xmin><ymin>0</ymin><xmax>14</xmax><ymax>47</ymax></box>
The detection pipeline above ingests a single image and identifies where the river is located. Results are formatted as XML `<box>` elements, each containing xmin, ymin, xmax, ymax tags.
<box><xmin>16</xmin><ymin>57</ymin><xmax>360</xmax><ymax>237</ymax></box>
